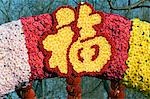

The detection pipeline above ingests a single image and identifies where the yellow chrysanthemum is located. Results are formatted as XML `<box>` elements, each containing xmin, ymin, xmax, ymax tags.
<box><xmin>123</xmin><ymin>18</ymin><xmax>150</xmax><ymax>93</ymax></box>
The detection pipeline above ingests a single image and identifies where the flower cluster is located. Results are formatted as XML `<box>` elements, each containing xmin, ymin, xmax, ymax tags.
<box><xmin>21</xmin><ymin>14</ymin><xmax>52</xmax><ymax>80</ymax></box>
<box><xmin>42</xmin><ymin>3</ymin><xmax>112</xmax><ymax>77</ymax></box>
<box><xmin>0</xmin><ymin>20</ymin><xmax>31</xmax><ymax>96</ymax></box>
<box><xmin>42</xmin><ymin>3</ymin><xmax>131</xmax><ymax>80</ymax></box>
<box><xmin>98</xmin><ymin>13</ymin><xmax>131</xmax><ymax>79</ymax></box>
<box><xmin>123</xmin><ymin>19</ymin><xmax>150</xmax><ymax>92</ymax></box>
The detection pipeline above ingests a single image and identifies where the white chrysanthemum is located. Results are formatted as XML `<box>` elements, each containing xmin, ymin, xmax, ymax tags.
<box><xmin>0</xmin><ymin>20</ymin><xmax>31</xmax><ymax>96</ymax></box>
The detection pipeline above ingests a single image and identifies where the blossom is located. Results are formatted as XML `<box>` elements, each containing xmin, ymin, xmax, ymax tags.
<box><xmin>0</xmin><ymin>20</ymin><xmax>31</xmax><ymax>96</ymax></box>
<box><xmin>123</xmin><ymin>18</ymin><xmax>150</xmax><ymax>93</ymax></box>
<box><xmin>98</xmin><ymin>13</ymin><xmax>131</xmax><ymax>79</ymax></box>
<box><xmin>20</xmin><ymin>14</ymin><xmax>52</xmax><ymax>80</ymax></box>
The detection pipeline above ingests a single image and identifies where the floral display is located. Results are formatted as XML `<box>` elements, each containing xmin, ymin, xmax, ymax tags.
<box><xmin>123</xmin><ymin>19</ymin><xmax>150</xmax><ymax>93</ymax></box>
<box><xmin>41</xmin><ymin>3</ymin><xmax>131</xmax><ymax>79</ymax></box>
<box><xmin>0</xmin><ymin>20</ymin><xmax>31</xmax><ymax>96</ymax></box>
<box><xmin>0</xmin><ymin>2</ymin><xmax>149</xmax><ymax>98</ymax></box>
<box><xmin>41</xmin><ymin>3</ymin><xmax>110</xmax><ymax>76</ymax></box>
<box><xmin>20</xmin><ymin>14</ymin><xmax>52</xmax><ymax>80</ymax></box>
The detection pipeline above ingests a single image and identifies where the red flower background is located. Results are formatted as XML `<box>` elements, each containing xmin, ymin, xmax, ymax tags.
<box><xmin>21</xmin><ymin>14</ymin><xmax>52</xmax><ymax>80</ymax></box>
<box><xmin>21</xmin><ymin>3</ymin><xmax>131</xmax><ymax>80</ymax></box>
